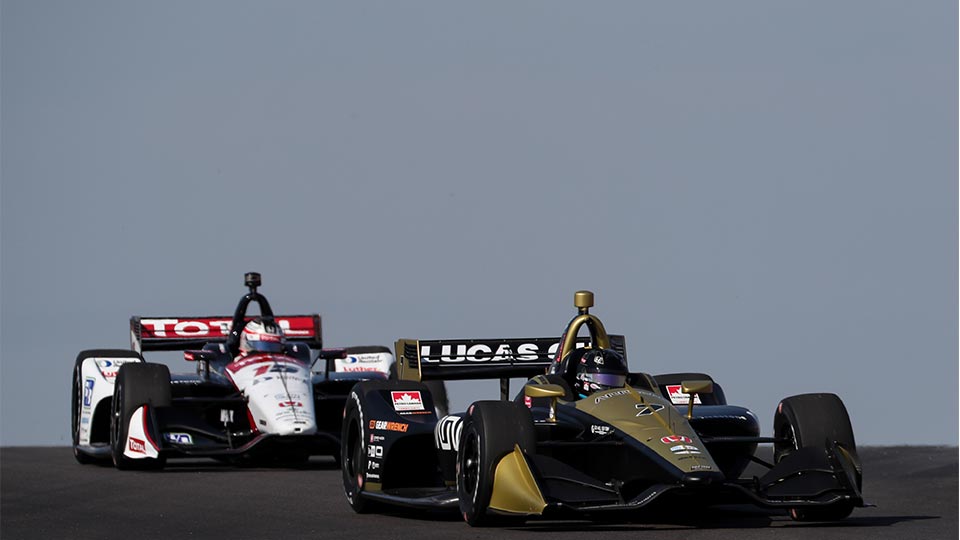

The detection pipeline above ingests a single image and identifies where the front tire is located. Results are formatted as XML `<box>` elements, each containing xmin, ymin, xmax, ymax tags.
<box><xmin>457</xmin><ymin>401</ymin><xmax>536</xmax><ymax>527</ymax></box>
<box><xmin>110</xmin><ymin>363</ymin><xmax>170</xmax><ymax>470</ymax></box>
<box><xmin>341</xmin><ymin>392</ymin><xmax>376</xmax><ymax>513</ymax></box>
<box><xmin>774</xmin><ymin>393</ymin><xmax>859</xmax><ymax>521</ymax></box>
<box><xmin>72</xmin><ymin>360</ymin><xmax>96</xmax><ymax>464</ymax></box>
<box><xmin>72</xmin><ymin>349</ymin><xmax>140</xmax><ymax>464</ymax></box>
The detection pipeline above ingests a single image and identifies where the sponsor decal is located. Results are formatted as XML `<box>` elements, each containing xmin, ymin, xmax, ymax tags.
<box><xmin>524</xmin><ymin>395</ymin><xmax>532</xmax><ymax>408</ymax></box>
<box><xmin>128</xmin><ymin>438</ymin><xmax>146</xmax><ymax>454</ymax></box>
<box><xmin>83</xmin><ymin>378</ymin><xmax>95</xmax><ymax>408</ymax></box>
<box><xmin>81</xmin><ymin>417</ymin><xmax>90</xmax><ymax>424</ymax></box>
<box><xmin>278</xmin><ymin>401</ymin><xmax>303</xmax><ymax>408</ymax></box>
<box><xmin>365</xmin><ymin>473</ymin><xmax>381</xmax><ymax>481</ymax></box>
<box><xmin>666</xmin><ymin>385</ymin><xmax>702</xmax><ymax>406</ymax></box>
<box><xmin>391</xmin><ymin>391</ymin><xmax>424</xmax><ymax>412</ymax></box>
<box><xmin>253</xmin><ymin>364</ymin><xmax>299</xmax><ymax>376</ymax></box>
<box><xmin>419</xmin><ymin>339</ymin><xmax>602</xmax><ymax>364</ymax></box>
<box><xmin>661</xmin><ymin>435</ymin><xmax>693</xmax><ymax>444</ymax></box>
<box><xmin>594</xmin><ymin>389</ymin><xmax>630</xmax><ymax>404</ymax></box>
<box><xmin>367</xmin><ymin>445</ymin><xmax>384</xmax><ymax>458</ymax></box>
<box><xmin>369</xmin><ymin>420</ymin><xmax>409</xmax><ymax>432</ymax></box>
<box><xmin>590</xmin><ymin>425</ymin><xmax>613</xmax><ymax>436</ymax></box>
<box><xmin>96</xmin><ymin>358</ymin><xmax>135</xmax><ymax>380</ymax></box>
<box><xmin>670</xmin><ymin>444</ymin><xmax>702</xmax><ymax>455</ymax></box>
<box><xmin>344</xmin><ymin>356</ymin><xmax>358</xmax><ymax>364</ymax></box>
<box><xmin>138</xmin><ymin>316</ymin><xmax>316</xmax><ymax>339</ymax></box>
<box><xmin>220</xmin><ymin>409</ymin><xmax>235</xmax><ymax>423</ymax></box>
<box><xmin>367</xmin><ymin>460</ymin><xmax>380</xmax><ymax>470</ymax></box>
<box><xmin>435</xmin><ymin>416</ymin><xmax>463</xmax><ymax>451</ymax></box>
<box><xmin>690</xmin><ymin>464</ymin><xmax>713</xmax><ymax>471</ymax></box>
<box><xmin>243</xmin><ymin>330</ymin><xmax>281</xmax><ymax>343</ymax></box>
<box><xmin>635</xmin><ymin>404</ymin><xmax>665</xmax><ymax>417</ymax></box>
<box><xmin>370</xmin><ymin>434</ymin><xmax>385</xmax><ymax>443</ymax></box>
<box><xmin>339</xmin><ymin>367</ymin><xmax>384</xmax><ymax>373</ymax></box>
<box><xmin>164</xmin><ymin>432</ymin><xmax>194</xmax><ymax>445</ymax></box>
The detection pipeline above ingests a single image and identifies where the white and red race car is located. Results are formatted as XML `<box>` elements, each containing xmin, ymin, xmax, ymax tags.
<box><xmin>70</xmin><ymin>272</ymin><xmax>394</xmax><ymax>469</ymax></box>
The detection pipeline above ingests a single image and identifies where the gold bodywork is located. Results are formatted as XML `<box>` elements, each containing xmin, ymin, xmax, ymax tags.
<box><xmin>573</xmin><ymin>386</ymin><xmax>720</xmax><ymax>473</ymax></box>
<box><xmin>574</xmin><ymin>290</ymin><xmax>594</xmax><ymax>310</ymax></box>
<box><xmin>488</xmin><ymin>445</ymin><xmax>547</xmax><ymax>515</ymax></box>
<box><xmin>394</xmin><ymin>338</ymin><xmax>422</xmax><ymax>382</ymax></box>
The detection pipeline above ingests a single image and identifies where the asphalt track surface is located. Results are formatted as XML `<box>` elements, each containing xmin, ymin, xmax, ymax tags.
<box><xmin>1</xmin><ymin>446</ymin><xmax>956</xmax><ymax>540</ymax></box>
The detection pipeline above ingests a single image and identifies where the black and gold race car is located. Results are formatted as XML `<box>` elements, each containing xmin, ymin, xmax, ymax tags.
<box><xmin>340</xmin><ymin>291</ymin><xmax>864</xmax><ymax>525</ymax></box>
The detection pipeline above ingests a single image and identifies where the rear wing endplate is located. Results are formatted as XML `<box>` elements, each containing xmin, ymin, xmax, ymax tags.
<box><xmin>131</xmin><ymin>315</ymin><xmax>322</xmax><ymax>352</ymax></box>
<box><xmin>395</xmin><ymin>335</ymin><xmax>626</xmax><ymax>383</ymax></box>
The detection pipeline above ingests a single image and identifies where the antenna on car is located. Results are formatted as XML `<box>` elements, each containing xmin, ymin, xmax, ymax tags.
<box><xmin>574</xmin><ymin>290</ymin><xmax>594</xmax><ymax>315</ymax></box>
<box><xmin>245</xmin><ymin>272</ymin><xmax>262</xmax><ymax>293</ymax></box>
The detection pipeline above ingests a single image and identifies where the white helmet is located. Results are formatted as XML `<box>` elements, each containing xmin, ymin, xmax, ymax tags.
<box><xmin>239</xmin><ymin>318</ymin><xmax>285</xmax><ymax>354</ymax></box>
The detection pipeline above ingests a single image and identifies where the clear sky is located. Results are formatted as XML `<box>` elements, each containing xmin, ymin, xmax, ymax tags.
<box><xmin>1</xmin><ymin>1</ymin><xmax>956</xmax><ymax>446</ymax></box>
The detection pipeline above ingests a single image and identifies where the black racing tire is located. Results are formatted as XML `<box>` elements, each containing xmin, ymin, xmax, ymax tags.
<box><xmin>109</xmin><ymin>362</ymin><xmax>171</xmax><ymax>471</ymax></box>
<box><xmin>457</xmin><ymin>401</ymin><xmax>536</xmax><ymax>527</ymax></box>
<box><xmin>340</xmin><ymin>390</ymin><xmax>378</xmax><ymax>513</ymax></box>
<box><xmin>774</xmin><ymin>393</ymin><xmax>859</xmax><ymax>521</ymax></box>
<box><xmin>72</xmin><ymin>349</ymin><xmax>141</xmax><ymax>465</ymax></box>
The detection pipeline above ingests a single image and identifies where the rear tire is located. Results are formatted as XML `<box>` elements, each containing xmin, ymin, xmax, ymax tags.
<box><xmin>774</xmin><ymin>393</ymin><xmax>859</xmax><ymax>521</ymax></box>
<box><xmin>457</xmin><ymin>401</ymin><xmax>536</xmax><ymax>527</ymax></box>
<box><xmin>110</xmin><ymin>363</ymin><xmax>170</xmax><ymax>470</ymax></box>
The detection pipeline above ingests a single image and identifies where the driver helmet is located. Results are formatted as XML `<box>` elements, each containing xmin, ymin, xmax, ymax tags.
<box><xmin>238</xmin><ymin>318</ymin><xmax>285</xmax><ymax>355</ymax></box>
<box><xmin>573</xmin><ymin>348</ymin><xmax>628</xmax><ymax>398</ymax></box>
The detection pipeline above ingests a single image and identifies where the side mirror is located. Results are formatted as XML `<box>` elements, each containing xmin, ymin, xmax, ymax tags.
<box><xmin>184</xmin><ymin>349</ymin><xmax>218</xmax><ymax>378</ymax></box>
<box><xmin>524</xmin><ymin>384</ymin><xmax>566</xmax><ymax>422</ymax></box>
<box><xmin>184</xmin><ymin>350</ymin><xmax>218</xmax><ymax>362</ymax></box>
<box><xmin>524</xmin><ymin>384</ymin><xmax>566</xmax><ymax>399</ymax></box>
<box><xmin>317</xmin><ymin>348</ymin><xmax>347</xmax><ymax>360</ymax></box>
<box><xmin>680</xmin><ymin>379</ymin><xmax>713</xmax><ymax>419</ymax></box>
<box><xmin>315</xmin><ymin>348</ymin><xmax>348</xmax><ymax>373</ymax></box>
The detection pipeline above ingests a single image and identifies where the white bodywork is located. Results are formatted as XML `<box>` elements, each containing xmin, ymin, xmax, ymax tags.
<box><xmin>333</xmin><ymin>350</ymin><xmax>393</xmax><ymax>376</ymax></box>
<box><xmin>77</xmin><ymin>355</ymin><xmax>143</xmax><ymax>447</ymax></box>
<box><xmin>122</xmin><ymin>406</ymin><xmax>161</xmax><ymax>459</ymax></box>
<box><xmin>225</xmin><ymin>354</ymin><xmax>318</xmax><ymax>436</ymax></box>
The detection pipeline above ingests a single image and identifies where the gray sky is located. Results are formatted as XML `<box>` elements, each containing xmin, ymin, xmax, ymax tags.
<box><xmin>2</xmin><ymin>1</ymin><xmax>956</xmax><ymax>446</ymax></box>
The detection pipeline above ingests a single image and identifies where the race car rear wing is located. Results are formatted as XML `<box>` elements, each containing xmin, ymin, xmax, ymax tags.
<box><xmin>130</xmin><ymin>315</ymin><xmax>322</xmax><ymax>352</ymax></box>
<box><xmin>394</xmin><ymin>335</ymin><xmax>627</xmax><ymax>383</ymax></box>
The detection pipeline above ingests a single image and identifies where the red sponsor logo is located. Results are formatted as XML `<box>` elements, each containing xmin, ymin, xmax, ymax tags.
<box><xmin>128</xmin><ymin>438</ymin><xmax>146</xmax><ymax>454</ymax></box>
<box><xmin>661</xmin><ymin>435</ymin><xmax>693</xmax><ymax>444</ymax></box>
<box><xmin>278</xmin><ymin>401</ymin><xmax>303</xmax><ymax>408</ymax></box>
<box><xmin>524</xmin><ymin>395</ymin><xmax>532</xmax><ymax>409</ymax></box>
<box><xmin>139</xmin><ymin>316</ymin><xmax>316</xmax><ymax>339</ymax></box>
<box><xmin>226</xmin><ymin>355</ymin><xmax>303</xmax><ymax>374</ymax></box>
<box><xmin>666</xmin><ymin>385</ymin><xmax>702</xmax><ymax>405</ymax></box>
<box><xmin>369</xmin><ymin>420</ymin><xmax>409</xmax><ymax>432</ymax></box>
<box><xmin>391</xmin><ymin>391</ymin><xmax>424</xmax><ymax>412</ymax></box>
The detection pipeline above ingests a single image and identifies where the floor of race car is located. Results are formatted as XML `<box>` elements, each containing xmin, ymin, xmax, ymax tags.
<box><xmin>1</xmin><ymin>446</ymin><xmax>955</xmax><ymax>540</ymax></box>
